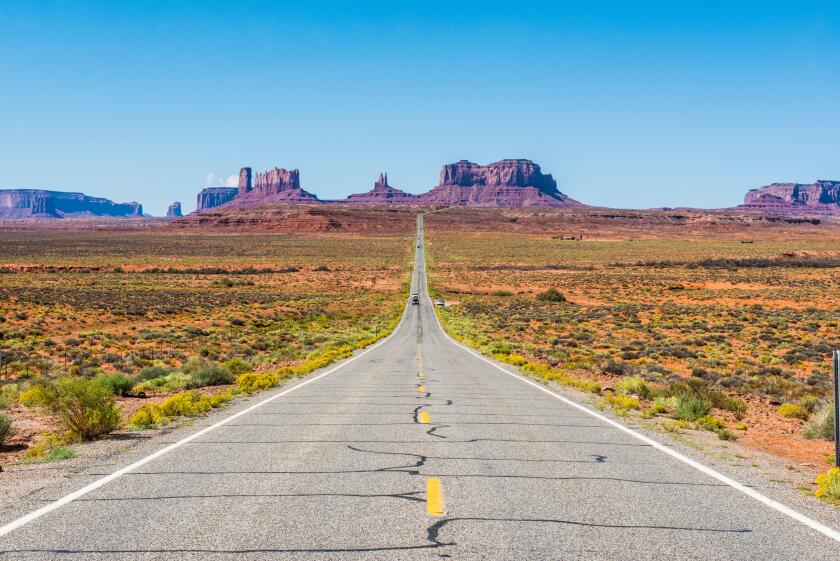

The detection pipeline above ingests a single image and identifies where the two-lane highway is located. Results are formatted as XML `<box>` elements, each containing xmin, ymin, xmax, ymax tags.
<box><xmin>1</xmin><ymin>215</ymin><xmax>838</xmax><ymax>559</ymax></box>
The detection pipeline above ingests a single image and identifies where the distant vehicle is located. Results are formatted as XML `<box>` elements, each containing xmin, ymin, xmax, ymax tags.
<box><xmin>411</xmin><ymin>294</ymin><xmax>420</xmax><ymax>305</ymax></box>
<box><xmin>434</xmin><ymin>299</ymin><xmax>445</xmax><ymax>307</ymax></box>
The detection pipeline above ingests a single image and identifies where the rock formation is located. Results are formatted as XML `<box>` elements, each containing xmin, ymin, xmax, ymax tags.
<box><xmin>196</xmin><ymin>187</ymin><xmax>238</xmax><ymax>211</ymax></box>
<box><xmin>231</xmin><ymin>166</ymin><xmax>320</xmax><ymax>205</ymax></box>
<box><xmin>418</xmin><ymin>159</ymin><xmax>583</xmax><ymax>208</ymax></box>
<box><xmin>166</xmin><ymin>202</ymin><xmax>183</xmax><ymax>217</ymax></box>
<box><xmin>195</xmin><ymin>166</ymin><xmax>320</xmax><ymax>211</ymax></box>
<box><xmin>740</xmin><ymin>180</ymin><xmax>840</xmax><ymax>213</ymax></box>
<box><xmin>0</xmin><ymin>189</ymin><xmax>143</xmax><ymax>219</ymax></box>
<box><xmin>345</xmin><ymin>173</ymin><xmax>418</xmax><ymax>204</ymax></box>
<box><xmin>192</xmin><ymin>159</ymin><xmax>582</xmax><ymax>211</ymax></box>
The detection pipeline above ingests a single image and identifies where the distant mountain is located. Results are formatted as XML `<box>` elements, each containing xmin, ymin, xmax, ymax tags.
<box><xmin>417</xmin><ymin>159</ymin><xmax>583</xmax><ymax>208</ymax></box>
<box><xmin>166</xmin><ymin>201</ymin><xmax>183</xmax><ymax>217</ymax></box>
<box><xmin>196</xmin><ymin>187</ymin><xmax>238</xmax><ymax>211</ymax></box>
<box><xmin>0</xmin><ymin>189</ymin><xmax>142</xmax><ymax>219</ymax></box>
<box><xmin>345</xmin><ymin>173</ymin><xmax>418</xmax><ymax>205</ymax></box>
<box><xmin>194</xmin><ymin>159</ymin><xmax>582</xmax><ymax>211</ymax></box>
<box><xmin>737</xmin><ymin>180</ymin><xmax>840</xmax><ymax>214</ymax></box>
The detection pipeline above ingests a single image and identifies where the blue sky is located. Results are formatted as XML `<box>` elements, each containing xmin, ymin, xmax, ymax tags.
<box><xmin>1</xmin><ymin>1</ymin><xmax>838</xmax><ymax>215</ymax></box>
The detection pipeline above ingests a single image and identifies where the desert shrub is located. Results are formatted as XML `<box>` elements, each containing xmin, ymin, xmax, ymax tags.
<box><xmin>135</xmin><ymin>364</ymin><xmax>171</xmax><ymax>382</ymax></box>
<box><xmin>222</xmin><ymin>358</ymin><xmax>252</xmax><ymax>376</ymax></box>
<box><xmin>133</xmin><ymin>372</ymin><xmax>190</xmax><ymax>393</ymax></box>
<box><xmin>649</xmin><ymin>396</ymin><xmax>679</xmax><ymax>415</ymax></box>
<box><xmin>130</xmin><ymin>389</ymin><xmax>235</xmax><ymax>428</ymax></box>
<box><xmin>21</xmin><ymin>377</ymin><xmax>121</xmax><ymax>441</ymax></box>
<box><xmin>697</xmin><ymin>415</ymin><xmax>725</xmax><ymax>431</ymax></box>
<box><xmin>614</xmin><ymin>376</ymin><xmax>652</xmax><ymax>399</ymax></box>
<box><xmin>695</xmin><ymin>415</ymin><xmax>735</xmax><ymax>439</ymax></box>
<box><xmin>803</xmin><ymin>404</ymin><xmax>835</xmax><ymax>440</ymax></box>
<box><xmin>490</xmin><ymin>290</ymin><xmax>513</xmax><ymax>297</ymax></box>
<box><xmin>497</xmin><ymin>353</ymin><xmax>529</xmax><ymax>366</ymax></box>
<box><xmin>800</xmin><ymin>395</ymin><xmax>821</xmax><ymax>413</ymax></box>
<box><xmin>186</xmin><ymin>363</ymin><xmax>234</xmax><ymax>388</ymax></box>
<box><xmin>603</xmin><ymin>361</ymin><xmax>637</xmax><ymax>377</ymax></box>
<box><xmin>23</xmin><ymin>433</ymin><xmax>77</xmax><ymax>463</ymax></box>
<box><xmin>605</xmin><ymin>394</ymin><xmax>640</xmax><ymax>412</ymax></box>
<box><xmin>778</xmin><ymin>403</ymin><xmax>809</xmax><ymax>420</ymax></box>
<box><xmin>709</xmin><ymin>393</ymin><xmax>748</xmax><ymax>416</ymax></box>
<box><xmin>0</xmin><ymin>384</ymin><xmax>20</xmax><ymax>409</ymax></box>
<box><xmin>94</xmin><ymin>373</ymin><xmax>135</xmax><ymax>396</ymax></box>
<box><xmin>536</xmin><ymin>288</ymin><xmax>566</xmax><ymax>302</ymax></box>
<box><xmin>129</xmin><ymin>405</ymin><xmax>160</xmax><ymax>428</ymax></box>
<box><xmin>0</xmin><ymin>414</ymin><xmax>13</xmax><ymax>445</ymax></box>
<box><xmin>236</xmin><ymin>372</ymin><xmax>279</xmax><ymax>392</ymax></box>
<box><xmin>816</xmin><ymin>468</ymin><xmax>840</xmax><ymax>502</ymax></box>
<box><xmin>673</xmin><ymin>395</ymin><xmax>712</xmax><ymax>421</ymax></box>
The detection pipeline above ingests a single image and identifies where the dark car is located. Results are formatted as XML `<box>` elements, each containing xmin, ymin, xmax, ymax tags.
<box><xmin>411</xmin><ymin>294</ymin><xmax>420</xmax><ymax>305</ymax></box>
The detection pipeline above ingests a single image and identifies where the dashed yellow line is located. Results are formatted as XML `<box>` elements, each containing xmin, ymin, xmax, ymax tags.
<box><xmin>418</xmin><ymin>411</ymin><xmax>431</xmax><ymax>424</ymax></box>
<box><xmin>417</xmin><ymin>385</ymin><xmax>426</xmax><ymax>393</ymax></box>
<box><xmin>426</xmin><ymin>478</ymin><xmax>446</xmax><ymax>516</ymax></box>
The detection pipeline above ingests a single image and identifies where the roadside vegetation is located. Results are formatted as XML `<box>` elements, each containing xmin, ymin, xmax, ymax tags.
<box><xmin>0</xmin><ymin>229</ymin><xmax>411</xmax><ymax>462</ymax></box>
<box><xmin>425</xmin><ymin>212</ymin><xmax>840</xmax><ymax>471</ymax></box>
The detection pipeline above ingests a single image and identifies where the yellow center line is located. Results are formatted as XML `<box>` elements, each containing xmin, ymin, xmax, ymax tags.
<box><xmin>426</xmin><ymin>478</ymin><xmax>446</xmax><ymax>516</ymax></box>
<box><xmin>417</xmin><ymin>385</ymin><xmax>425</xmax><ymax>393</ymax></box>
<box><xmin>418</xmin><ymin>411</ymin><xmax>431</xmax><ymax>424</ymax></box>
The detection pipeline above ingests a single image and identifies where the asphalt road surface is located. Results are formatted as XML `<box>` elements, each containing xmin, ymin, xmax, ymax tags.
<box><xmin>1</xmin><ymin>215</ymin><xmax>839</xmax><ymax>560</ymax></box>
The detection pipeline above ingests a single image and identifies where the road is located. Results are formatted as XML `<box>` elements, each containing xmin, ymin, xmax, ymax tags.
<box><xmin>1</xmin><ymin>215</ymin><xmax>839</xmax><ymax>559</ymax></box>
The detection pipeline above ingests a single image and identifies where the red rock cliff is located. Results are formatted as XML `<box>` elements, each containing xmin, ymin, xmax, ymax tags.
<box><xmin>419</xmin><ymin>159</ymin><xmax>582</xmax><ymax>208</ymax></box>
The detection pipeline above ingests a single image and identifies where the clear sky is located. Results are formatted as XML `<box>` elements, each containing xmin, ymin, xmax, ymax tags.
<box><xmin>1</xmin><ymin>1</ymin><xmax>838</xmax><ymax>215</ymax></box>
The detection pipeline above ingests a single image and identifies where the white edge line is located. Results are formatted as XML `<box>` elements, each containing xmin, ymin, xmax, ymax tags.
<box><xmin>422</xmin><ymin>261</ymin><xmax>840</xmax><ymax>544</ymax></box>
<box><xmin>0</xmin><ymin>279</ymin><xmax>416</xmax><ymax>539</ymax></box>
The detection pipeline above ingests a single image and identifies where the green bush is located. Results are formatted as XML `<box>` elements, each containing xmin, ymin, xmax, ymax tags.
<box><xmin>21</xmin><ymin>377</ymin><xmax>121</xmax><ymax>441</ymax></box>
<box><xmin>0</xmin><ymin>384</ymin><xmax>20</xmax><ymax>409</ymax></box>
<box><xmin>222</xmin><ymin>358</ymin><xmax>252</xmax><ymax>376</ymax></box>
<box><xmin>649</xmin><ymin>396</ymin><xmax>679</xmax><ymax>415</ymax></box>
<box><xmin>186</xmin><ymin>363</ymin><xmax>235</xmax><ymax>388</ymax></box>
<box><xmin>816</xmin><ymin>468</ymin><xmax>840</xmax><ymax>502</ymax></box>
<box><xmin>0</xmin><ymin>414</ymin><xmax>13</xmax><ymax>445</ymax></box>
<box><xmin>536</xmin><ymin>288</ymin><xmax>566</xmax><ymax>302</ymax></box>
<box><xmin>800</xmin><ymin>395</ymin><xmax>821</xmax><ymax>413</ymax></box>
<box><xmin>135</xmin><ymin>364</ymin><xmax>171</xmax><ymax>382</ymax></box>
<box><xmin>132</xmin><ymin>372</ymin><xmax>190</xmax><ymax>393</ymax></box>
<box><xmin>673</xmin><ymin>395</ymin><xmax>713</xmax><ymax>421</ymax></box>
<box><xmin>94</xmin><ymin>373</ymin><xmax>135</xmax><ymax>397</ymax></box>
<box><xmin>614</xmin><ymin>376</ymin><xmax>652</xmax><ymax>399</ymax></box>
<box><xmin>490</xmin><ymin>290</ymin><xmax>514</xmax><ymax>297</ymax></box>
<box><xmin>803</xmin><ymin>404</ymin><xmax>835</xmax><ymax>440</ymax></box>
<box><xmin>709</xmin><ymin>393</ymin><xmax>748</xmax><ymax>416</ymax></box>
<box><xmin>778</xmin><ymin>403</ymin><xmax>809</xmax><ymax>420</ymax></box>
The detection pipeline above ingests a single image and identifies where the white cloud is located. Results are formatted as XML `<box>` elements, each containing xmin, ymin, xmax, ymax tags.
<box><xmin>204</xmin><ymin>173</ymin><xmax>238</xmax><ymax>188</ymax></box>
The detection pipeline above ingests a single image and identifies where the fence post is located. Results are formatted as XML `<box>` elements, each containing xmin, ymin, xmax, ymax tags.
<box><xmin>834</xmin><ymin>350</ymin><xmax>840</xmax><ymax>469</ymax></box>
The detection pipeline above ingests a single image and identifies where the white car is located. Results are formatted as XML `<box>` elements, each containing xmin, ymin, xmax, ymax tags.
<box><xmin>434</xmin><ymin>299</ymin><xmax>445</xmax><ymax>307</ymax></box>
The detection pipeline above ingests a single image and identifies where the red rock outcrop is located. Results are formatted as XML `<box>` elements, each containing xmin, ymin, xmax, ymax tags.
<box><xmin>193</xmin><ymin>159</ymin><xmax>582</xmax><ymax>211</ymax></box>
<box><xmin>166</xmin><ymin>202</ymin><xmax>183</xmax><ymax>217</ymax></box>
<box><xmin>418</xmin><ymin>159</ymin><xmax>583</xmax><ymax>208</ymax></box>
<box><xmin>0</xmin><ymin>189</ymin><xmax>143</xmax><ymax>219</ymax></box>
<box><xmin>739</xmin><ymin>180</ymin><xmax>840</xmax><ymax>213</ymax></box>
<box><xmin>225</xmin><ymin>166</ymin><xmax>321</xmax><ymax>207</ymax></box>
<box><xmin>196</xmin><ymin>187</ymin><xmax>238</xmax><ymax>211</ymax></box>
<box><xmin>344</xmin><ymin>173</ymin><xmax>418</xmax><ymax>204</ymax></box>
